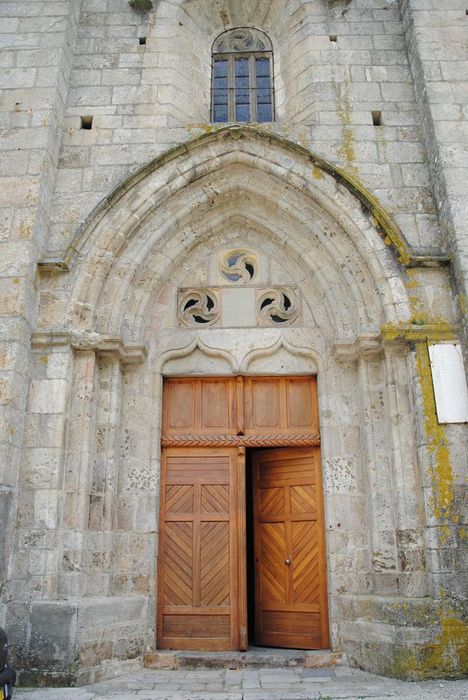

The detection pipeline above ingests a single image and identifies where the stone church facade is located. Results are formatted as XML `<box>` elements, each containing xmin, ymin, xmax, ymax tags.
<box><xmin>0</xmin><ymin>0</ymin><xmax>467</xmax><ymax>686</ymax></box>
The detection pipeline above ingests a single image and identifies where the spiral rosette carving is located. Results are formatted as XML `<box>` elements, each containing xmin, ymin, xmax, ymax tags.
<box><xmin>258</xmin><ymin>288</ymin><xmax>299</xmax><ymax>326</ymax></box>
<box><xmin>220</xmin><ymin>250</ymin><xmax>257</xmax><ymax>284</ymax></box>
<box><xmin>214</xmin><ymin>28</ymin><xmax>271</xmax><ymax>53</ymax></box>
<box><xmin>179</xmin><ymin>289</ymin><xmax>219</xmax><ymax>327</ymax></box>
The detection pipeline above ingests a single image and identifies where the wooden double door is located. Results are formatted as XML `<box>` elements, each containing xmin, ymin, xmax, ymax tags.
<box><xmin>157</xmin><ymin>377</ymin><xmax>329</xmax><ymax>651</ymax></box>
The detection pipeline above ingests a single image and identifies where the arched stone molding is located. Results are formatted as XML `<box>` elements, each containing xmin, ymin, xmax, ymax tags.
<box><xmin>156</xmin><ymin>330</ymin><xmax>323</xmax><ymax>377</ymax></box>
<box><xmin>38</xmin><ymin>127</ymin><xmax>413</xmax><ymax>347</ymax></box>
<box><xmin>156</xmin><ymin>334</ymin><xmax>237</xmax><ymax>375</ymax></box>
<box><xmin>53</xmin><ymin>128</ymin><xmax>412</xmax><ymax>269</ymax></box>
<box><xmin>240</xmin><ymin>334</ymin><xmax>322</xmax><ymax>374</ymax></box>
<box><xmin>35</xmin><ymin>129</ymin><xmax>421</xmax><ymax>612</ymax></box>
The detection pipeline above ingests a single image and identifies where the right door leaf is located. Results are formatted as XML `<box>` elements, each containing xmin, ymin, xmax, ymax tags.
<box><xmin>253</xmin><ymin>447</ymin><xmax>329</xmax><ymax>649</ymax></box>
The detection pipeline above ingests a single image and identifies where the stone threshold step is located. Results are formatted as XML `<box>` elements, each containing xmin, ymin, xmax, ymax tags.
<box><xmin>144</xmin><ymin>649</ymin><xmax>344</xmax><ymax>670</ymax></box>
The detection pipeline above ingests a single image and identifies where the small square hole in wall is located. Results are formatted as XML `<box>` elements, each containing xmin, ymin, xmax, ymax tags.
<box><xmin>80</xmin><ymin>115</ymin><xmax>93</xmax><ymax>130</ymax></box>
<box><xmin>372</xmin><ymin>110</ymin><xmax>382</xmax><ymax>126</ymax></box>
<box><xmin>329</xmin><ymin>35</ymin><xmax>337</xmax><ymax>42</ymax></box>
<box><xmin>139</xmin><ymin>36</ymin><xmax>146</xmax><ymax>45</ymax></box>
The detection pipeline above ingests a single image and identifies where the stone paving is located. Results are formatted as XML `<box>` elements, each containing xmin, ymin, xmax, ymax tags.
<box><xmin>15</xmin><ymin>667</ymin><xmax>468</xmax><ymax>700</ymax></box>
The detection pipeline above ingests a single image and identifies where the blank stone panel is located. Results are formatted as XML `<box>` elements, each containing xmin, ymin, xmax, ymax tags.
<box><xmin>221</xmin><ymin>288</ymin><xmax>256</xmax><ymax>327</ymax></box>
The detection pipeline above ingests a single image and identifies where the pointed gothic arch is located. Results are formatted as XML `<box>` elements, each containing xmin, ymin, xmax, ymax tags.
<box><xmin>31</xmin><ymin>125</ymin><xmax>438</xmax><ymax>677</ymax></box>
<box><xmin>39</xmin><ymin>126</ymin><xmax>413</xmax><ymax>345</ymax></box>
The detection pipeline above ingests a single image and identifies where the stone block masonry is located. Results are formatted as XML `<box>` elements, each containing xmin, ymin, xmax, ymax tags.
<box><xmin>0</xmin><ymin>0</ymin><xmax>82</xmax><ymax>627</ymax></box>
<box><xmin>0</xmin><ymin>0</ymin><xmax>467</xmax><ymax>687</ymax></box>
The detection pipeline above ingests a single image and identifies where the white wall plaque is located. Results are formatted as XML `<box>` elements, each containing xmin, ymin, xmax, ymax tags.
<box><xmin>428</xmin><ymin>343</ymin><xmax>468</xmax><ymax>424</ymax></box>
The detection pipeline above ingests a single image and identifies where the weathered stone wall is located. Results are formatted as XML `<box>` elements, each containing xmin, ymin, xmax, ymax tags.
<box><xmin>46</xmin><ymin>0</ymin><xmax>440</xmax><ymax>259</ymax></box>
<box><xmin>0</xmin><ymin>0</ymin><xmax>81</xmax><ymax>623</ymax></box>
<box><xmin>0</xmin><ymin>0</ymin><xmax>466</xmax><ymax>686</ymax></box>
<box><xmin>400</xmin><ymin>0</ymin><xmax>468</xmax><ymax>344</ymax></box>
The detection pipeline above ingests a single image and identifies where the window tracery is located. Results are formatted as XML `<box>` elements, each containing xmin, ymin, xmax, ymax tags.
<box><xmin>219</xmin><ymin>249</ymin><xmax>257</xmax><ymax>283</ymax></box>
<box><xmin>212</xmin><ymin>28</ymin><xmax>274</xmax><ymax>123</ymax></box>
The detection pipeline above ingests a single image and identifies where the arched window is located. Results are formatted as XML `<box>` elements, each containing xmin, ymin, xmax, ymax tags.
<box><xmin>211</xmin><ymin>28</ymin><xmax>274</xmax><ymax>123</ymax></box>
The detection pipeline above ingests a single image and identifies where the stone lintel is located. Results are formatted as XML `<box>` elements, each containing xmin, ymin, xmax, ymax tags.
<box><xmin>31</xmin><ymin>331</ymin><xmax>148</xmax><ymax>365</ymax></box>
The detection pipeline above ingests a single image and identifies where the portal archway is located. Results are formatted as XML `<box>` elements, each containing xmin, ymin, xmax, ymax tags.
<box><xmin>32</xmin><ymin>127</ymin><xmax>429</xmax><ymax>678</ymax></box>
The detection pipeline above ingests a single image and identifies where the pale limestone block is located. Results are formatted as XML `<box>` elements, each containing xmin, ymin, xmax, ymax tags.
<box><xmin>29</xmin><ymin>379</ymin><xmax>69</xmax><ymax>414</ymax></box>
<box><xmin>33</xmin><ymin>489</ymin><xmax>58</xmax><ymax>529</ymax></box>
<box><xmin>28</xmin><ymin>547</ymin><xmax>59</xmax><ymax>576</ymax></box>
<box><xmin>21</xmin><ymin>447</ymin><xmax>61</xmax><ymax>489</ymax></box>
<box><xmin>0</xmin><ymin>378</ymin><xmax>14</xmax><ymax>405</ymax></box>
<box><xmin>324</xmin><ymin>456</ymin><xmax>358</xmax><ymax>494</ymax></box>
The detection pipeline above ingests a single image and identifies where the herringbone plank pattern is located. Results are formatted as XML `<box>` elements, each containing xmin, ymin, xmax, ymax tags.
<box><xmin>292</xmin><ymin>521</ymin><xmax>320</xmax><ymax>604</ymax></box>
<box><xmin>260</xmin><ymin>487</ymin><xmax>284</xmax><ymax>515</ymax></box>
<box><xmin>202</xmin><ymin>484</ymin><xmax>229</xmax><ymax>513</ymax></box>
<box><xmin>164</xmin><ymin>522</ymin><xmax>193</xmax><ymax>606</ymax></box>
<box><xmin>201</xmin><ymin>522</ymin><xmax>230</xmax><ymax>606</ymax></box>
<box><xmin>290</xmin><ymin>485</ymin><xmax>316</xmax><ymax>514</ymax></box>
<box><xmin>166</xmin><ymin>484</ymin><xmax>194</xmax><ymax>513</ymax></box>
<box><xmin>260</xmin><ymin>522</ymin><xmax>287</xmax><ymax>603</ymax></box>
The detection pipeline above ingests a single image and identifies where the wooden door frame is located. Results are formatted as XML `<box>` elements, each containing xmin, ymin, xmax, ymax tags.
<box><xmin>158</xmin><ymin>374</ymin><xmax>329</xmax><ymax>651</ymax></box>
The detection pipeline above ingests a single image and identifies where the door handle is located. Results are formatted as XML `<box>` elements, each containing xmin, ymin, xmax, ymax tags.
<box><xmin>285</xmin><ymin>559</ymin><xmax>291</xmax><ymax>565</ymax></box>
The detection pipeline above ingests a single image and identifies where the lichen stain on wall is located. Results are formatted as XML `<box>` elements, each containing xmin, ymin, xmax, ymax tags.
<box><xmin>390</xmin><ymin>604</ymin><xmax>468</xmax><ymax>679</ymax></box>
<box><xmin>335</xmin><ymin>78</ymin><xmax>357</xmax><ymax>176</ymax></box>
<box><xmin>414</xmin><ymin>342</ymin><xmax>457</xmax><ymax>529</ymax></box>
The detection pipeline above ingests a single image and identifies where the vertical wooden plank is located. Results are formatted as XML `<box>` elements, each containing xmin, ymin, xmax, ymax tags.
<box><xmin>285</xmin><ymin>485</ymin><xmax>292</xmax><ymax>606</ymax></box>
<box><xmin>236</xmin><ymin>446</ymin><xmax>247</xmax><ymax>649</ymax></box>
<box><xmin>253</xmin><ymin>455</ymin><xmax>262</xmax><ymax>644</ymax></box>
<box><xmin>243</xmin><ymin>377</ymin><xmax>253</xmax><ymax>431</ymax></box>
<box><xmin>193</xmin><ymin>482</ymin><xmax>201</xmax><ymax>608</ymax></box>
<box><xmin>156</xmin><ymin>450</ymin><xmax>168</xmax><ymax>649</ymax></box>
<box><xmin>313</xmin><ymin>447</ymin><xmax>330</xmax><ymax>648</ymax></box>
<box><xmin>194</xmin><ymin>379</ymin><xmax>202</xmax><ymax>432</ymax></box>
<box><xmin>236</xmin><ymin>377</ymin><xmax>244</xmax><ymax>435</ymax></box>
<box><xmin>279</xmin><ymin>378</ymin><xmax>289</xmax><ymax>431</ymax></box>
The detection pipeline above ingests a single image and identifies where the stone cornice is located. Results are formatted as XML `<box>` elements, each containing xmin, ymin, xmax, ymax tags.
<box><xmin>380</xmin><ymin>323</ymin><xmax>459</xmax><ymax>344</ymax></box>
<box><xmin>333</xmin><ymin>323</ymin><xmax>460</xmax><ymax>361</ymax></box>
<box><xmin>31</xmin><ymin>330</ymin><xmax>148</xmax><ymax>364</ymax></box>
<box><xmin>333</xmin><ymin>335</ymin><xmax>383</xmax><ymax>361</ymax></box>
